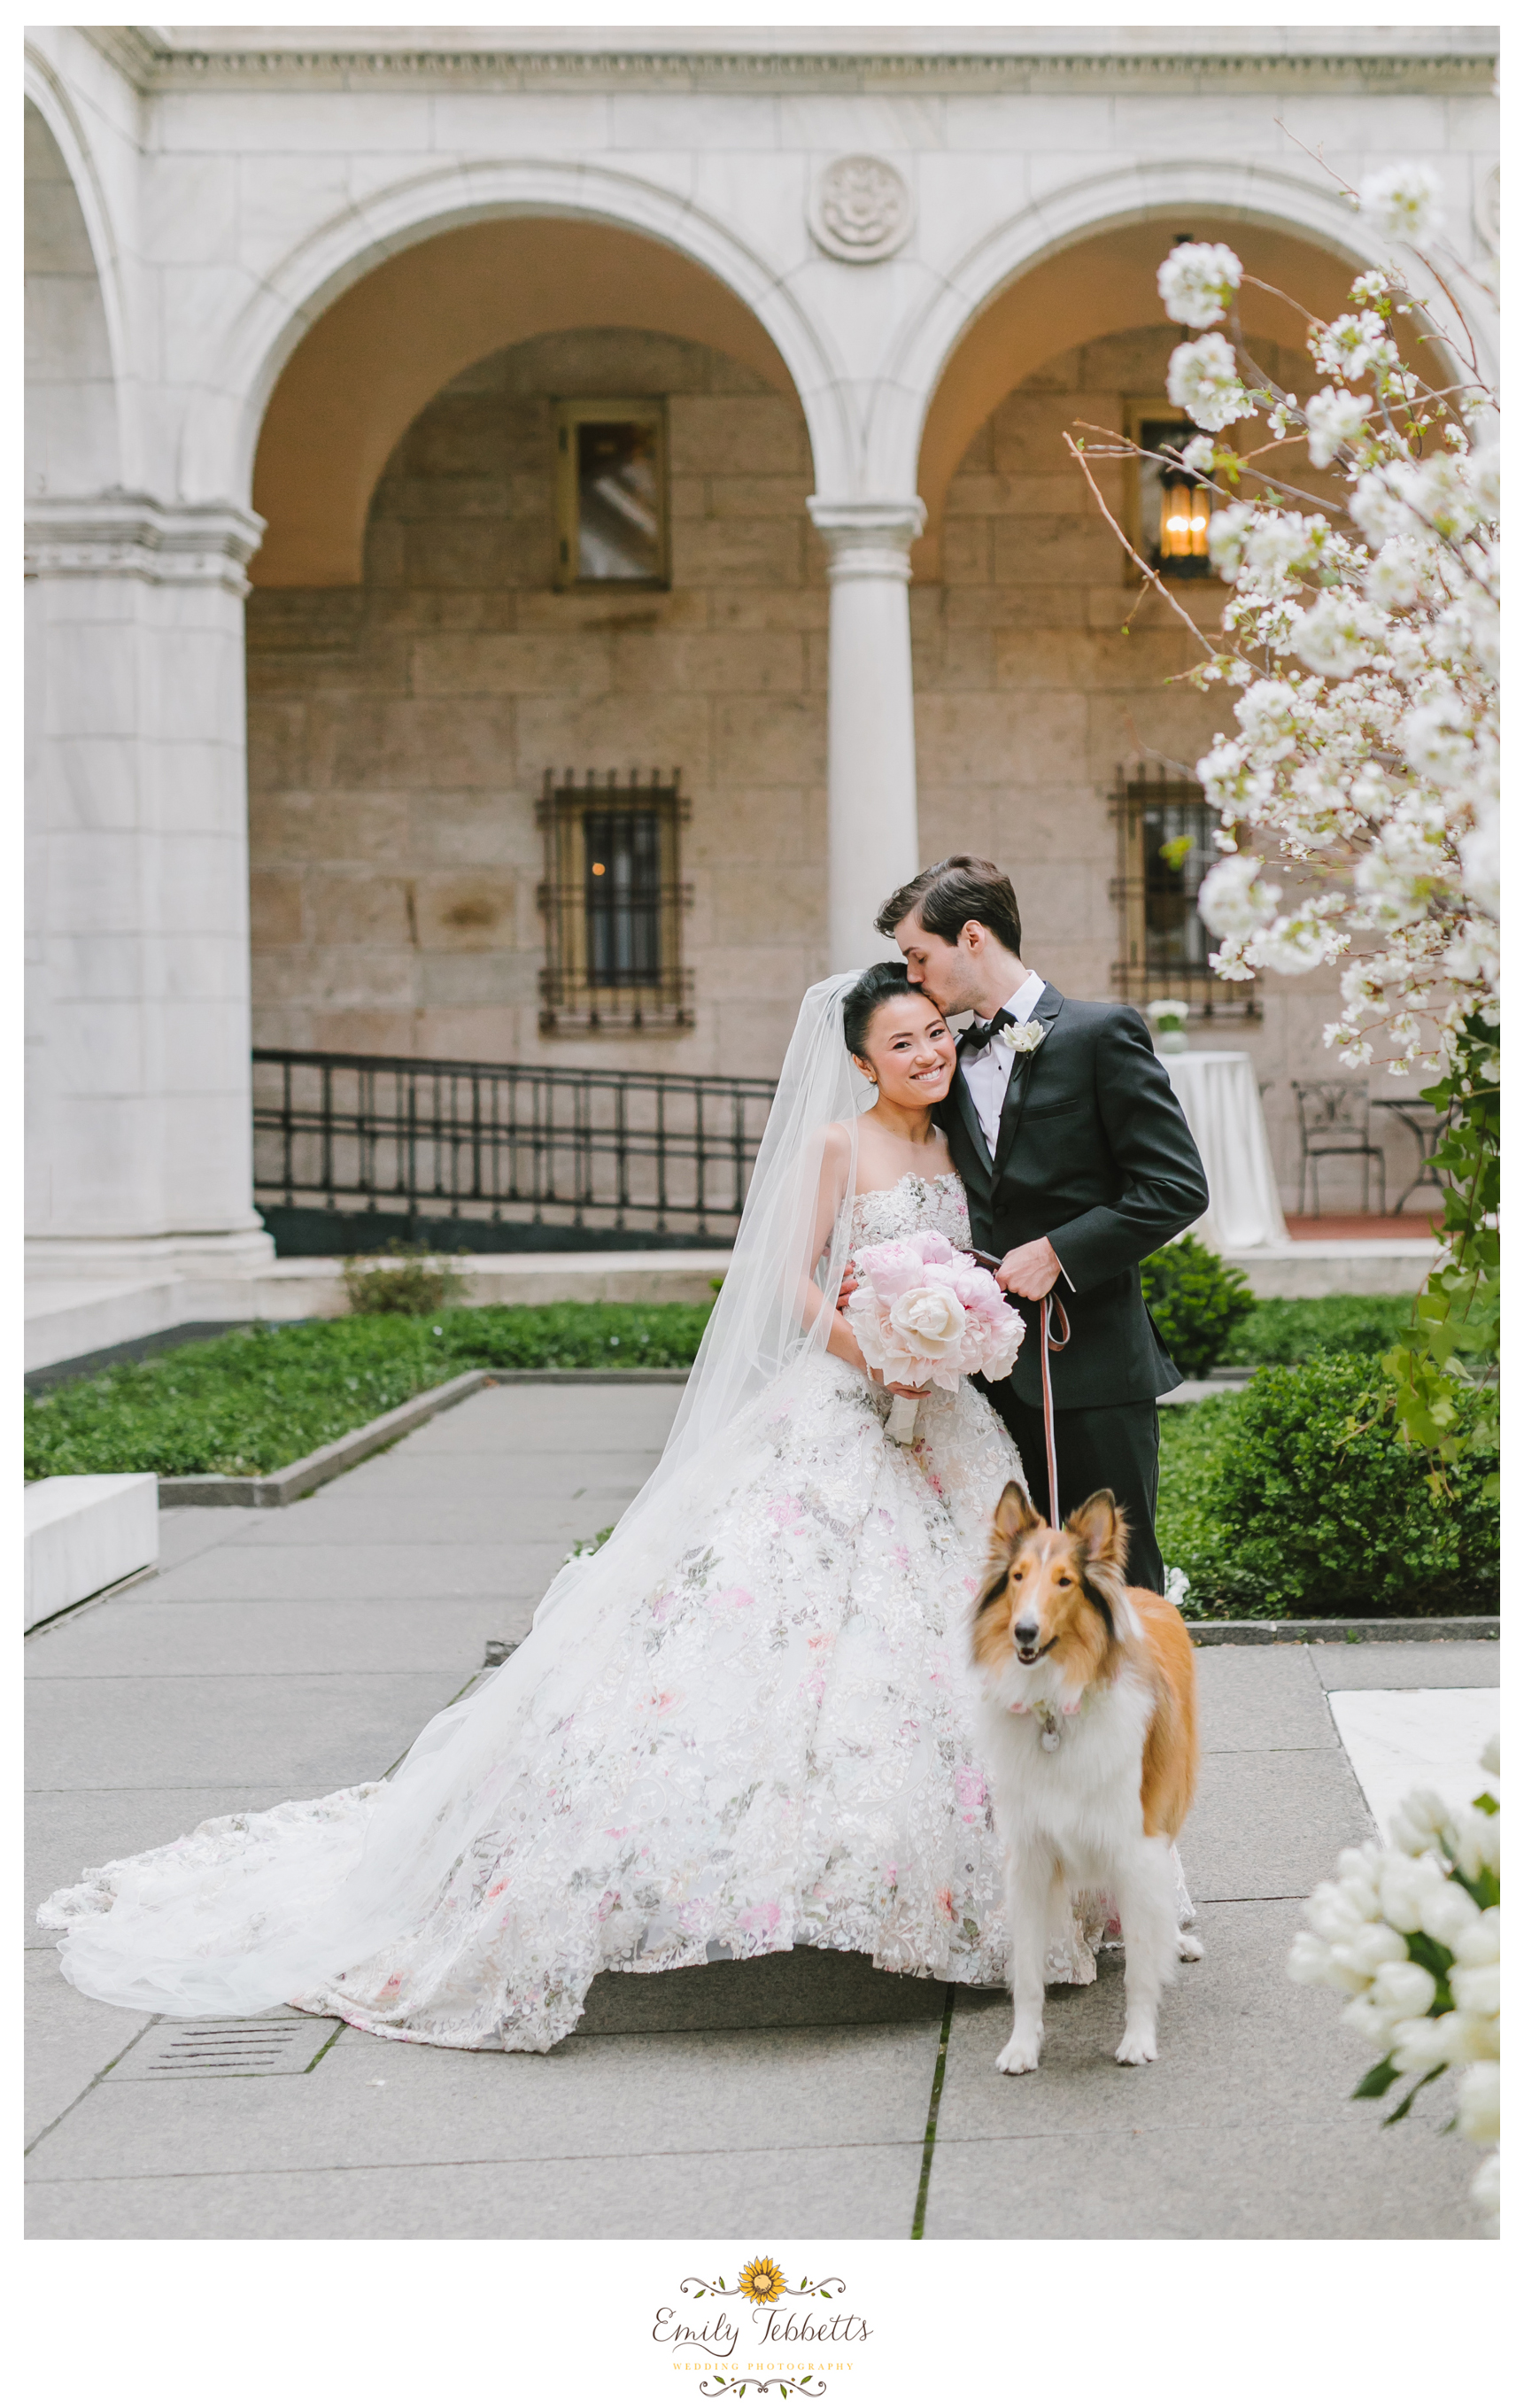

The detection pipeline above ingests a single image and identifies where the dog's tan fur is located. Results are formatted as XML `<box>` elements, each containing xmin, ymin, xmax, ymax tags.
<box><xmin>972</xmin><ymin>1482</ymin><xmax>1199</xmax><ymax>1837</ymax></box>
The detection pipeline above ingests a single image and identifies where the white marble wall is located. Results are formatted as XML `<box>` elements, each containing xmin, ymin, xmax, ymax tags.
<box><xmin>23</xmin><ymin>27</ymin><xmax>1498</xmax><ymax>1283</ymax></box>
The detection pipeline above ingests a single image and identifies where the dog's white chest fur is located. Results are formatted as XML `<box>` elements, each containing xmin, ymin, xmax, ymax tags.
<box><xmin>979</xmin><ymin>1669</ymin><xmax>1153</xmax><ymax>1892</ymax></box>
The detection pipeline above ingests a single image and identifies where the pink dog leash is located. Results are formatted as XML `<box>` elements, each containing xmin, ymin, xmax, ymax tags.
<box><xmin>1040</xmin><ymin>1291</ymin><xmax>1071</xmax><ymax>1522</ymax></box>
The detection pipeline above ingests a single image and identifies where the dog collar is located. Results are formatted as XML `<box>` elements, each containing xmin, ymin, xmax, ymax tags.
<box><xmin>1008</xmin><ymin>1698</ymin><xmax>1075</xmax><ymax>1751</ymax></box>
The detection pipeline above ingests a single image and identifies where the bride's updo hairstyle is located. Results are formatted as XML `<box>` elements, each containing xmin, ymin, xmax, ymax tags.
<box><xmin>842</xmin><ymin>960</ymin><xmax>915</xmax><ymax>1063</ymax></box>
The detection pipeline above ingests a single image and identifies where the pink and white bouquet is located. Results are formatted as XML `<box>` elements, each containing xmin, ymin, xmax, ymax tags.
<box><xmin>844</xmin><ymin>1229</ymin><xmax>1025</xmax><ymax>1445</ymax></box>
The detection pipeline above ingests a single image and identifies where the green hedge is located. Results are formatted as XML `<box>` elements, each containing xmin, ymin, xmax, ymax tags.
<box><xmin>1232</xmin><ymin>1293</ymin><xmax>1417</xmax><ymax>1365</ymax></box>
<box><xmin>25</xmin><ymin>1303</ymin><xmax>712</xmax><ymax>1480</ymax></box>
<box><xmin>1158</xmin><ymin>1351</ymin><xmax>1499</xmax><ymax>1619</ymax></box>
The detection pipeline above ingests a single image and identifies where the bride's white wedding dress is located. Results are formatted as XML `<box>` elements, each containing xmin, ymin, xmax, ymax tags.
<box><xmin>41</xmin><ymin>1171</ymin><xmax>1173</xmax><ymax>2051</ymax></box>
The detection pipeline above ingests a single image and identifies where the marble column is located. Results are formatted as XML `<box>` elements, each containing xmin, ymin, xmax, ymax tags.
<box><xmin>25</xmin><ymin>495</ymin><xmax>275</xmax><ymax>1285</ymax></box>
<box><xmin>807</xmin><ymin>498</ymin><xmax>926</xmax><ymax>974</ymax></box>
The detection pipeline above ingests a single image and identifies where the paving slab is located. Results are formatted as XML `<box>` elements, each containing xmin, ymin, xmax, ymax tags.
<box><xmin>1328</xmin><ymin>1688</ymin><xmax>1500</xmax><ymax>1838</ymax></box>
<box><xmin>1182</xmin><ymin>1746</ymin><xmax>1374</xmax><ymax>1902</ymax></box>
<box><xmin>1310</xmin><ymin>1639</ymin><xmax>1500</xmax><ymax>1690</ymax></box>
<box><xmin>26</xmin><ymin>1669</ymin><xmax>469</xmax><ymax>1792</ymax></box>
<box><xmin>24</xmin><ymin>1595</ymin><xmax>499</xmax><ymax>1682</ymax></box>
<box><xmin>397</xmin><ymin>1386</ymin><xmax>682</xmax><ymax>1455</ymax></box>
<box><xmin>25</xmin><ymin>1948</ymin><xmax>153</xmax><ymax>2149</ymax></box>
<box><xmin>940</xmin><ymin>1901</ymin><xmax>1343</xmax><ymax>2137</ymax></box>
<box><xmin>921</xmin><ymin>2111</ymin><xmax>1477</xmax><ymax>2240</ymax></box>
<box><xmin>1193</xmin><ymin>1645</ymin><xmax>1339</xmax><ymax>1752</ymax></box>
<box><xmin>233</xmin><ymin>1491</ymin><xmax>640</xmax><ymax>1546</ymax></box>
<box><xmin>333</xmin><ymin>1449</ymin><xmax>666</xmax><ymax>1498</ymax></box>
<box><xmin>135</xmin><ymin>1541</ymin><xmax>566</xmax><ymax>1604</ymax></box>
<box><xmin>27</xmin><ymin>2018</ymin><xmax>944</xmax><ymax>2183</ymax></box>
<box><xmin>25</xmin><ymin>2141</ymin><xmax>925</xmax><ymax>2242</ymax></box>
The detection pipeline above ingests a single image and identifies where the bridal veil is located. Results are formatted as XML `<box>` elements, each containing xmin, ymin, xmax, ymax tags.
<box><xmin>44</xmin><ymin>976</ymin><xmax>871</xmax><ymax>2017</ymax></box>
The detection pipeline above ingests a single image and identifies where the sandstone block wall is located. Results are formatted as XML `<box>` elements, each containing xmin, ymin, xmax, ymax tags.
<box><xmin>247</xmin><ymin>328</ymin><xmax>829</xmax><ymax>1081</ymax></box>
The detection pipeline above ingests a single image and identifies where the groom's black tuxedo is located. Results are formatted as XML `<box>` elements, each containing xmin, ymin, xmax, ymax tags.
<box><xmin>935</xmin><ymin>984</ymin><xmax>1209</xmax><ymax>1589</ymax></box>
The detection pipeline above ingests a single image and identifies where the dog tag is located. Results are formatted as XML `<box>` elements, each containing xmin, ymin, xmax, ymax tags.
<box><xmin>1040</xmin><ymin>1726</ymin><xmax>1061</xmax><ymax>1753</ymax></box>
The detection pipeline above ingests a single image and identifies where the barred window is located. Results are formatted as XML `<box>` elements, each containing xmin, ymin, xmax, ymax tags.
<box><xmin>538</xmin><ymin>771</ymin><xmax>692</xmax><ymax>1034</ymax></box>
<box><xmin>1111</xmin><ymin>766</ymin><xmax>1257</xmax><ymax>1018</ymax></box>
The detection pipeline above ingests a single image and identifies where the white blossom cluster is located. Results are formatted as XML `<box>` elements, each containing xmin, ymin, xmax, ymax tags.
<box><xmin>1288</xmin><ymin>1736</ymin><xmax>1500</xmax><ymax>2226</ymax></box>
<box><xmin>1151</xmin><ymin>168</ymin><xmax>1497</xmax><ymax>1076</ymax></box>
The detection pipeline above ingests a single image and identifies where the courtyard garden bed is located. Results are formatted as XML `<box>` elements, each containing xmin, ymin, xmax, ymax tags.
<box><xmin>24</xmin><ymin>1304</ymin><xmax>711</xmax><ymax>1482</ymax></box>
<box><xmin>27</xmin><ymin>1296</ymin><xmax>1495</xmax><ymax>1623</ymax></box>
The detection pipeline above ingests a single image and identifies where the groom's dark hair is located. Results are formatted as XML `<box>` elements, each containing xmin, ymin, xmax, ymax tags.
<box><xmin>875</xmin><ymin>856</ymin><xmax>1023</xmax><ymax>957</ymax></box>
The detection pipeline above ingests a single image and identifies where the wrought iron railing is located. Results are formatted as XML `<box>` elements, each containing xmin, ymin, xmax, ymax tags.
<box><xmin>251</xmin><ymin>1049</ymin><xmax>777</xmax><ymax>1250</ymax></box>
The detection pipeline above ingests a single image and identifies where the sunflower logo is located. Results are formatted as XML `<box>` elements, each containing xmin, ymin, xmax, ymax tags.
<box><xmin>737</xmin><ymin>2255</ymin><xmax>787</xmax><ymax>2306</ymax></box>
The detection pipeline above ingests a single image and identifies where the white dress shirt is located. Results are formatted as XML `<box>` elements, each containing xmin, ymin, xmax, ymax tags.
<box><xmin>962</xmin><ymin>971</ymin><xmax>1046</xmax><ymax>1157</ymax></box>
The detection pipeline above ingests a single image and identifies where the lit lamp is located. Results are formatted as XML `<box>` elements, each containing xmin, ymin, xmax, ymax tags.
<box><xmin>1159</xmin><ymin>465</ymin><xmax>1212</xmax><ymax>564</ymax></box>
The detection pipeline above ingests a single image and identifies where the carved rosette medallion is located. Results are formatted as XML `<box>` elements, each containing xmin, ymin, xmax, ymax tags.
<box><xmin>808</xmin><ymin>155</ymin><xmax>914</xmax><ymax>264</ymax></box>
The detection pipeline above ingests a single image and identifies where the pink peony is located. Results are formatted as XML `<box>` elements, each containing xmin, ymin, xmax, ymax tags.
<box><xmin>846</xmin><ymin>1230</ymin><xmax>1024</xmax><ymax>1391</ymax></box>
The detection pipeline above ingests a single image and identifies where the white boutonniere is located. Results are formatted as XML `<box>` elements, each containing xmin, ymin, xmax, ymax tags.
<box><xmin>999</xmin><ymin>1019</ymin><xmax>1048</xmax><ymax>1057</ymax></box>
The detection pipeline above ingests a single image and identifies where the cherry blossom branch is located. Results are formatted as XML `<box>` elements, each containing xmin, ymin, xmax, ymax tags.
<box><xmin>1061</xmin><ymin>432</ymin><xmax>1217</xmax><ymax>654</ymax></box>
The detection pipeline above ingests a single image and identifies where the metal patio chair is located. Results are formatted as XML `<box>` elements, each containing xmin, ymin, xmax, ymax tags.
<box><xmin>1290</xmin><ymin>1080</ymin><xmax>1387</xmax><ymax>1217</ymax></box>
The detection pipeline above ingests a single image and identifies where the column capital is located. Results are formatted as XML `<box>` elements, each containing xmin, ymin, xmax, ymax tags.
<box><xmin>25</xmin><ymin>494</ymin><xmax>267</xmax><ymax>592</ymax></box>
<box><xmin>807</xmin><ymin>496</ymin><xmax>926</xmax><ymax>582</ymax></box>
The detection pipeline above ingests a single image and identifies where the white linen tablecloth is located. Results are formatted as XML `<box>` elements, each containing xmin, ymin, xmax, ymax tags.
<box><xmin>1163</xmin><ymin>1049</ymin><xmax>1288</xmax><ymax>1251</ymax></box>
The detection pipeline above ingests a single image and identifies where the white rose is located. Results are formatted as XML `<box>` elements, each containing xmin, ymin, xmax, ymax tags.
<box><xmin>887</xmin><ymin>1282</ymin><xmax>967</xmax><ymax>1360</ymax></box>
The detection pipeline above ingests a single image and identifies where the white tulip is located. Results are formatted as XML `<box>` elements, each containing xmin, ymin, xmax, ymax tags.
<box><xmin>1388</xmin><ymin>1789</ymin><xmax>1452</xmax><ymax>1858</ymax></box>
<box><xmin>1451</xmin><ymin>1909</ymin><xmax>1499</xmax><ymax>1969</ymax></box>
<box><xmin>1334</xmin><ymin>1921</ymin><xmax>1410</xmax><ymax>1979</ymax></box>
<box><xmin>1342</xmin><ymin>1994</ymin><xmax>1399</xmax><ymax>2049</ymax></box>
<box><xmin>1389</xmin><ymin>2013</ymin><xmax>1453</xmax><ymax>2074</ymax></box>
<box><xmin>1369</xmin><ymin>1958</ymin><xmax>1437</xmax><ymax>2020</ymax></box>
<box><xmin>1469</xmin><ymin>2152</ymin><xmax>1499</xmax><ymax>2225</ymax></box>
<box><xmin>1447</xmin><ymin>1808</ymin><xmax>1500</xmax><ymax>1885</ymax></box>
<box><xmin>1457</xmin><ymin>2062</ymin><xmax>1500</xmax><ymax>2145</ymax></box>
<box><xmin>1450</xmin><ymin>1963</ymin><xmax>1499</xmax><ymax>2019</ymax></box>
<box><xmin>1287</xmin><ymin>1930</ymin><xmax>1335</xmax><ymax>1986</ymax></box>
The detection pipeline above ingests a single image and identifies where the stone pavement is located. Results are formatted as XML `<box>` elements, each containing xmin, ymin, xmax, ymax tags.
<box><xmin>25</xmin><ymin>1382</ymin><xmax>1497</xmax><ymax>2241</ymax></box>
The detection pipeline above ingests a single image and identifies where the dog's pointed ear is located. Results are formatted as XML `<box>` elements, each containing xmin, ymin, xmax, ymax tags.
<box><xmin>993</xmin><ymin>1481</ymin><xmax>1040</xmax><ymax>1545</ymax></box>
<box><xmin>1066</xmin><ymin>1489</ymin><xmax>1129</xmax><ymax>1568</ymax></box>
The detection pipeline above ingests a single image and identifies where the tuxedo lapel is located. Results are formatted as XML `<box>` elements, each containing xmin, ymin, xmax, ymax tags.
<box><xmin>950</xmin><ymin>1057</ymin><xmax>992</xmax><ymax>1174</ymax></box>
<box><xmin>993</xmin><ymin>985</ymin><xmax>1066</xmax><ymax>1177</ymax></box>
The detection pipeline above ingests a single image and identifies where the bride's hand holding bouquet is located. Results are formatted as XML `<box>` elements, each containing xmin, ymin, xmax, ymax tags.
<box><xmin>844</xmin><ymin>1229</ymin><xmax>1025</xmax><ymax>1444</ymax></box>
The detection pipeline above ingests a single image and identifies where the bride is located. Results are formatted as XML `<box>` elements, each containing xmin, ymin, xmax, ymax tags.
<box><xmin>41</xmin><ymin>964</ymin><xmax>1176</xmax><ymax>2052</ymax></box>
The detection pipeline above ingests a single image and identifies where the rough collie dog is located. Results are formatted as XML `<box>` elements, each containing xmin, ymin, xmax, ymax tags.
<box><xmin>972</xmin><ymin>1481</ymin><xmax>1201</xmax><ymax>2072</ymax></box>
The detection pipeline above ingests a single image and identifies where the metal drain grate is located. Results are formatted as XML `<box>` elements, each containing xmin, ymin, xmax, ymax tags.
<box><xmin>106</xmin><ymin>2013</ymin><xmax>343</xmax><ymax>2080</ymax></box>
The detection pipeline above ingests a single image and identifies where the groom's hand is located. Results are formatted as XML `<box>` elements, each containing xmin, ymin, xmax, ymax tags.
<box><xmin>997</xmin><ymin>1237</ymin><xmax>1061</xmax><ymax>1299</ymax></box>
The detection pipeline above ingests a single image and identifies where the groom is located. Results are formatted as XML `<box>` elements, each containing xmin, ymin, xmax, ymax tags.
<box><xmin>878</xmin><ymin>855</ymin><xmax>1209</xmax><ymax>1594</ymax></box>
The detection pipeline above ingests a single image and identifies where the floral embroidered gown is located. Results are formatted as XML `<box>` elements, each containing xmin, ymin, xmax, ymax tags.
<box><xmin>42</xmin><ymin>1172</ymin><xmax>1145</xmax><ymax>2053</ymax></box>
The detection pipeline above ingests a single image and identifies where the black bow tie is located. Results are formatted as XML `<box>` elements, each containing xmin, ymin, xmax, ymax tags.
<box><xmin>958</xmin><ymin>1008</ymin><xmax>1017</xmax><ymax>1059</ymax></box>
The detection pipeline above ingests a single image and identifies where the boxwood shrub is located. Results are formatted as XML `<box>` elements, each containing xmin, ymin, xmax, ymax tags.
<box><xmin>1140</xmin><ymin>1235</ymin><xmax>1255</xmax><ymax>1379</ymax></box>
<box><xmin>1162</xmin><ymin>1351</ymin><xmax>1499</xmax><ymax>1619</ymax></box>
